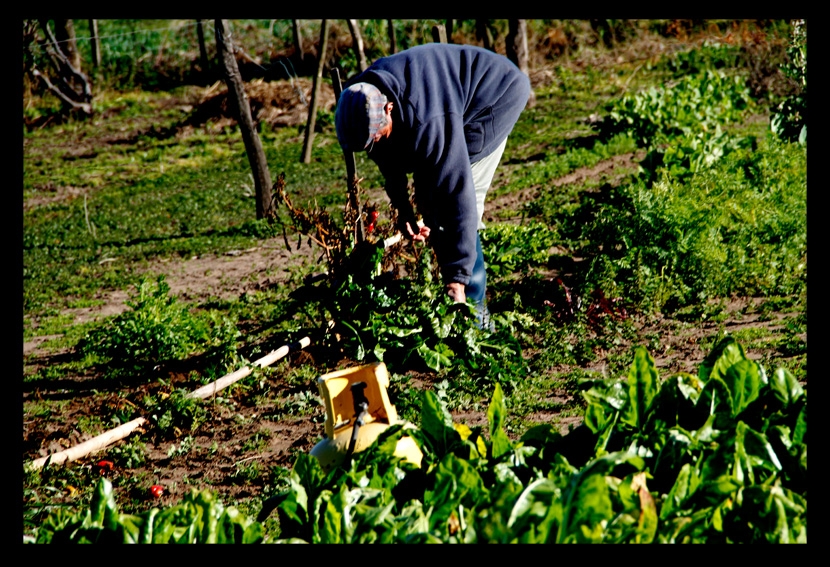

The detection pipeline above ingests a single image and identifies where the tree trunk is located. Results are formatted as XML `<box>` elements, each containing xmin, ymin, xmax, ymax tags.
<box><xmin>445</xmin><ymin>19</ymin><xmax>453</xmax><ymax>43</ymax></box>
<box><xmin>196</xmin><ymin>19</ymin><xmax>209</xmax><ymax>73</ymax></box>
<box><xmin>292</xmin><ymin>19</ymin><xmax>305</xmax><ymax>63</ymax></box>
<box><xmin>215</xmin><ymin>19</ymin><xmax>274</xmax><ymax>220</ymax></box>
<box><xmin>302</xmin><ymin>19</ymin><xmax>329</xmax><ymax>164</ymax></box>
<box><xmin>476</xmin><ymin>19</ymin><xmax>493</xmax><ymax>51</ymax></box>
<box><xmin>506</xmin><ymin>20</ymin><xmax>528</xmax><ymax>73</ymax></box>
<box><xmin>54</xmin><ymin>19</ymin><xmax>81</xmax><ymax>72</ymax></box>
<box><xmin>431</xmin><ymin>24</ymin><xmax>447</xmax><ymax>44</ymax></box>
<box><xmin>387</xmin><ymin>20</ymin><xmax>397</xmax><ymax>54</ymax></box>
<box><xmin>506</xmin><ymin>19</ymin><xmax>535</xmax><ymax>108</ymax></box>
<box><xmin>88</xmin><ymin>20</ymin><xmax>100</xmax><ymax>68</ymax></box>
<box><xmin>35</xmin><ymin>19</ymin><xmax>93</xmax><ymax>116</ymax></box>
<box><xmin>347</xmin><ymin>19</ymin><xmax>369</xmax><ymax>72</ymax></box>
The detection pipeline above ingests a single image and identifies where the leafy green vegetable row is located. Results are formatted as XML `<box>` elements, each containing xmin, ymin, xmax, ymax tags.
<box><xmin>266</xmin><ymin>337</ymin><xmax>805</xmax><ymax>543</ymax></box>
<box><xmin>34</xmin><ymin>338</ymin><xmax>805</xmax><ymax>543</ymax></box>
<box><xmin>30</xmin><ymin>478</ymin><xmax>263</xmax><ymax>543</ymax></box>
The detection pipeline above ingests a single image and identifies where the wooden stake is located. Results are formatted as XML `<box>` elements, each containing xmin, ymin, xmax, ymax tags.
<box><xmin>215</xmin><ymin>19</ymin><xmax>273</xmax><ymax>220</ymax></box>
<box><xmin>330</xmin><ymin>68</ymin><xmax>366</xmax><ymax>245</ymax></box>
<box><xmin>347</xmin><ymin>19</ymin><xmax>369</xmax><ymax>72</ymax></box>
<box><xmin>301</xmin><ymin>19</ymin><xmax>329</xmax><ymax>163</ymax></box>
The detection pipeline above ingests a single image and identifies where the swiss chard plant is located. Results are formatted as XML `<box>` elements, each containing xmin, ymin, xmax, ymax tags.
<box><xmin>31</xmin><ymin>338</ymin><xmax>807</xmax><ymax>543</ymax></box>
<box><xmin>597</xmin><ymin>66</ymin><xmax>756</xmax><ymax>180</ymax></box>
<box><xmin>573</xmin><ymin>338</ymin><xmax>806</xmax><ymax>542</ymax></box>
<box><xmin>262</xmin><ymin>337</ymin><xmax>805</xmax><ymax>543</ymax></box>
<box><xmin>32</xmin><ymin>477</ymin><xmax>264</xmax><ymax>543</ymax></box>
<box><xmin>297</xmin><ymin>233</ymin><xmax>532</xmax><ymax>379</ymax></box>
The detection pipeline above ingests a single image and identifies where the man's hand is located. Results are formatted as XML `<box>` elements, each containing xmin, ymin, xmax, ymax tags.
<box><xmin>446</xmin><ymin>282</ymin><xmax>466</xmax><ymax>304</ymax></box>
<box><xmin>406</xmin><ymin>221</ymin><xmax>431</xmax><ymax>242</ymax></box>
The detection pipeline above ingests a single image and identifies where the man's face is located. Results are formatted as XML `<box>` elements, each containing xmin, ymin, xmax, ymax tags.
<box><xmin>370</xmin><ymin>102</ymin><xmax>394</xmax><ymax>145</ymax></box>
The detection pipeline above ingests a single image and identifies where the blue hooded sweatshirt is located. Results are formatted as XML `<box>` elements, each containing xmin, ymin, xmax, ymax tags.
<box><xmin>343</xmin><ymin>43</ymin><xmax>531</xmax><ymax>286</ymax></box>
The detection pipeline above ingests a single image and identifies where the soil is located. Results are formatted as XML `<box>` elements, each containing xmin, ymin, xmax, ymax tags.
<box><xmin>22</xmin><ymin>75</ymin><xmax>804</xmax><ymax>515</ymax></box>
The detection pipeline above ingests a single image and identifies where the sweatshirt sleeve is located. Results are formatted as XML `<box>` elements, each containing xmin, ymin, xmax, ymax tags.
<box><xmin>379</xmin><ymin>166</ymin><xmax>409</xmax><ymax>212</ymax></box>
<box><xmin>414</xmin><ymin>113</ymin><xmax>478</xmax><ymax>286</ymax></box>
<box><xmin>371</xmin><ymin>156</ymin><xmax>420</xmax><ymax>237</ymax></box>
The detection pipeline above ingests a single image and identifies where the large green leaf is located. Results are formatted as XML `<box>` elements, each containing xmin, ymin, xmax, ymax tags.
<box><xmin>88</xmin><ymin>477</ymin><xmax>119</xmax><ymax>531</ymax></box>
<box><xmin>416</xmin><ymin>342</ymin><xmax>454</xmax><ymax>372</ymax></box>
<box><xmin>506</xmin><ymin>478</ymin><xmax>562</xmax><ymax>542</ymax></box>
<box><xmin>275</xmin><ymin>453</ymin><xmax>324</xmax><ymax>540</ymax></box>
<box><xmin>564</xmin><ymin>473</ymin><xmax>614</xmax><ymax>542</ymax></box>
<box><xmin>733</xmin><ymin>421</ymin><xmax>782</xmax><ymax>486</ymax></box>
<box><xmin>319</xmin><ymin>489</ymin><xmax>343</xmax><ymax>543</ymax></box>
<box><xmin>769</xmin><ymin>367</ymin><xmax>804</xmax><ymax>407</ymax></box>
<box><xmin>427</xmin><ymin>453</ymin><xmax>488</xmax><ymax>535</ymax></box>
<box><xmin>583</xmin><ymin>380</ymin><xmax>629</xmax><ymax>411</ymax></box>
<box><xmin>385</xmin><ymin>325</ymin><xmax>423</xmax><ymax>338</ymax></box>
<box><xmin>722</xmin><ymin>359</ymin><xmax>762</xmax><ymax>416</ymax></box>
<box><xmin>699</xmin><ymin>337</ymin><xmax>747</xmax><ymax>383</ymax></box>
<box><xmin>487</xmin><ymin>383</ymin><xmax>512</xmax><ymax>459</ymax></box>
<box><xmin>431</xmin><ymin>453</ymin><xmax>487</xmax><ymax>506</ymax></box>
<box><xmin>622</xmin><ymin>346</ymin><xmax>659</xmax><ymax>429</ymax></box>
<box><xmin>660</xmin><ymin>462</ymin><xmax>700</xmax><ymax>520</ymax></box>
<box><xmin>146</xmin><ymin>507</ymin><xmax>181</xmax><ymax>543</ymax></box>
<box><xmin>420</xmin><ymin>389</ymin><xmax>457</xmax><ymax>459</ymax></box>
<box><xmin>116</xmin><ymin>512</ymin><xmax>145</xmax><ymax>543</ymax></box>
<box><xmin>558</xmin><ymin>451</ymin><xmax>644</xmax><ymax>543</ymax></box>
<box><xmin>583</xmin><ymin>401</ymin><xmax>611</xmax><ymax>434</ymax></box>
<box><xmin>676</xmin><ymin>372</ymin><xmax>703</xmax><ymax>403</ymax></box>
<box><xmin>582</xmin><ymin>382</ymin><xmax>627</xmax><ymax>454</ymax></box>
<box><xmin>697</xmin><ymin>375</ymin><xmax>733</xmax><ymax>416</ymax></box>
<box><xmin>702</xmin><ymin>474</ymin><xmax>742</xmax><ymax>497</ymax></box>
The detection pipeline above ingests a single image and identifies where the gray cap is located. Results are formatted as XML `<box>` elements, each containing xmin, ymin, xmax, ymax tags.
<box><xmin>335</xmin><ymin>82</ymin><xmax>388</xmax><ymax>152</ymax></box>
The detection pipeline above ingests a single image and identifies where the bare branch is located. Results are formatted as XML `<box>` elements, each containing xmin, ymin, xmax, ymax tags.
<box><xmin>37</xmin><ymin>19</ymin><xmax>92</xmax><ymax>101</ymax></box>
<box><xmin>30</xmin><ymin>67</ymin><xmax>92</xmax><ymax>115</ymax></box>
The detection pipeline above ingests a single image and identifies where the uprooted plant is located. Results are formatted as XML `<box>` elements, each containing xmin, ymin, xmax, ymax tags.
<box><xmin>271</xmin><ymin>172</ymin><xmax>532</xmax><ymax>379</ymax></box>
<box><xmin>272</xmin><ymin>171</ymin><xmax>421</xmax><ymax>283</ymax></box>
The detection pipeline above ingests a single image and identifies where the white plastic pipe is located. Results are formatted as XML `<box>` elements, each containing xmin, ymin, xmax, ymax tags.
<box><xmin>27</xmin><ymin>337</ymin><xmax>311</xmax><ymax>470</ymax></box>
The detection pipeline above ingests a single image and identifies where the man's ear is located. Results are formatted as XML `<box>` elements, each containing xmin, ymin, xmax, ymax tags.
<box><xmin>385</xmin><ymin>101</ymin><xmax>394</xmax><ymax>114</ymax></box>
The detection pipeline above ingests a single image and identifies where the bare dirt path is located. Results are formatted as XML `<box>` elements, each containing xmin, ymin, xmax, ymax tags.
<box><xmin>23</xmin><ymin>241</ymin><xmax>322</xmax><ymax>356</ymax></box>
